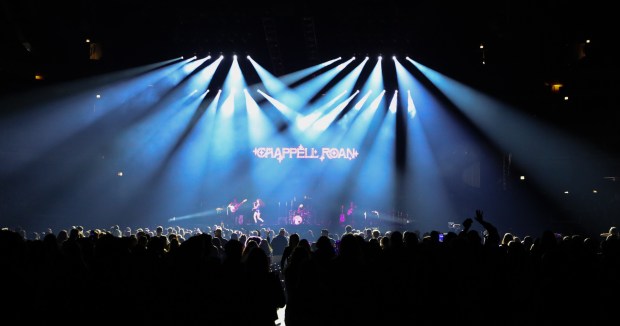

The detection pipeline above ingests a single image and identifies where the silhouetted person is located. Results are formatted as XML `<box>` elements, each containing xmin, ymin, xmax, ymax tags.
<box><xmin>281</xmin><ymin>233</ymin><xmax>299</xmax><ymax>270</ymax></box>
<box><xmin>270</xmin><ymin>228</ymin><xmax>288</xmax><ymax>256</ymax></box>
<box><xmin>284</xmin><ymin>245</ymin><xmax>312</xmax><ymax>326</ymax></box>
<box><xmin>243</xmin><ymin>246</ymin><xmax>285</xmax><ymax>325</ymax></box>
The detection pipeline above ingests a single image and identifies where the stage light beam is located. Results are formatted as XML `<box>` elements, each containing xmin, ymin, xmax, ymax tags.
<box><xmin>389</xmin><ymin>90</ymin><xmax>398</xmax><ymax>113</ymax></box>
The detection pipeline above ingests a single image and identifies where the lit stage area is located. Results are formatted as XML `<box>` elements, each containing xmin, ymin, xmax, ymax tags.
<box><xmin>0</xmin><ymin>54</ymin><xmax>616</xmax><ymax>238</ymax></box>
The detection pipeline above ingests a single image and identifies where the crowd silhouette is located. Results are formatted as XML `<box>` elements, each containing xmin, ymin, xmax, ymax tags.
<box><xmin>1</xmin><ymin>210</ymin><xmax>619</xmax><ymax>325</ymax></box>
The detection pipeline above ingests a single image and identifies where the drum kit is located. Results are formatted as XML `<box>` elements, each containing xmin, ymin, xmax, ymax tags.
<box><xmin>288</xmin><ymin>202</ymin><xmax>312</xmax><ymax>225</ymax></box>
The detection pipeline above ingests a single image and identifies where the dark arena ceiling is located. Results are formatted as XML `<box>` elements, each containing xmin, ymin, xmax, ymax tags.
<box><xmin>2</xmin><ymin>0</ymin><xmax>618</xmax><ymax>148</ymax></box>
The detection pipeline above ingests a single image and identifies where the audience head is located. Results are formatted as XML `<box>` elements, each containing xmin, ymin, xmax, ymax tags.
<box><xmin>316</xmin><ymin>235</ymin><xmax>334</xmax><ymax>252</ymax></box>
<box><xmin>289</xmin><ymin>233</ymin><xmax>300</xmax><ymax>247</ymax></box>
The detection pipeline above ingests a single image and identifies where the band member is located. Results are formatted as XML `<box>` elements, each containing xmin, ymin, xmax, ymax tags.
<box><xmin>228</xmin><ymin>198</ymin><xmax>248</xmax><ymax>213</ymax></box>
<box><xmin>228</xmin><ymin>198</ymin><xmax>238</xmax><ymax>214</ymax></box>
<box><xmin>290</xmin><ymin>204</ymin><xmax>305</xmax><ymax>225</ymax></box>
<box><xmin>253</xmin><ymin>198</ymin><xmax>265</xmax><ymax>225</ymax></box>
<box><xmin>228</xmin><ymin>198</ymin><xmax>248</xmax><ymax>225</ymax></box>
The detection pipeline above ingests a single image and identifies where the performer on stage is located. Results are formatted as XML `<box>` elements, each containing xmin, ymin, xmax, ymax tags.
<box><xmin>228</xmin><ymin>198</ymin><xmax>248</xmax><ymax>225</ymax></box>
<box><xmin>228</xmin><ymin>198</ymin><xmax>238</xmax><ymax>214</ymax></box>
<box><xmin>228</xmin><ymin>198</ymin><xmax>248</xmax><ymax>214</ymax></box>
<box><xmin>292</xmin><ymin>203</ymin><xmax>305</xmax><ymax>225</ymax></box>
<box><xmin>253</xmin><ymin>198</ymin><xmax>265</xmax><ymax>225</ymax></box>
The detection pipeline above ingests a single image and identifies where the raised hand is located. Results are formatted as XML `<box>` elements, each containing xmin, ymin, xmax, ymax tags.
<box><xmin>475</xmin><ymin>209</ymin><xmax>484</xmax><ymax>222</ymax></box>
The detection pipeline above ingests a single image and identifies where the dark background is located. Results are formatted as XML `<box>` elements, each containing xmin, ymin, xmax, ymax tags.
<box><xmin>1</xmin><ymin>0</ymin><xmax>619</xmax><ymax>234</ymax></box>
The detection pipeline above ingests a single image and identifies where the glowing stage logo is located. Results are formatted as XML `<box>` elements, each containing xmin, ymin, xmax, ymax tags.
<box><xmin>253</xmin><ymin>144</ymin><xmax>359</xmax><ymax>163</ymax></box>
